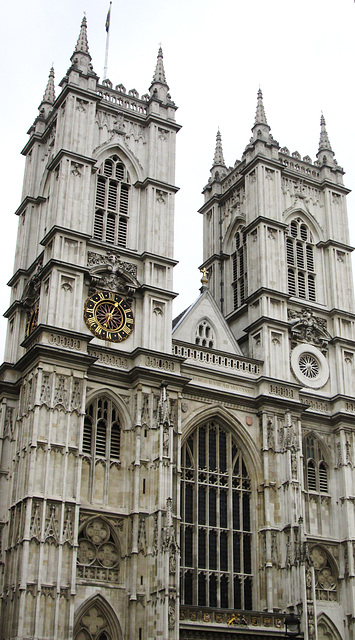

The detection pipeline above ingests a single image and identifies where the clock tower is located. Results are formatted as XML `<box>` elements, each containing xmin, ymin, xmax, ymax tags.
<box><xmin>0</xmin><ymin>18</ymin><xmax>181</xmax><ymax>640</ymax></box>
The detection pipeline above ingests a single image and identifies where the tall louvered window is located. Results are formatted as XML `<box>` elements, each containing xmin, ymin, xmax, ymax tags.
<box><xmin>232</xmin><ymin>227</ymin><xmax>247</xmax><ymax>310</ymax></box>
<box><xmin>83</xmin><ymin>397</ymin><xmax>121</xmax><ymax>461</ymax></box>
<box><xmin>93</xmin><ymin>156</ymin><xmax>130</xmax><ymax>247</ymax></box>
<box><xmin>304</xmin><ymin>435</ymin><xmax>328</xmax><ymax>493</ymax></box>
<box><xmin>181</xmin><ymin>421</ymin><xmax>253</xmax><ymax>611</ymax></box>
<box><xmin>286</xmin><ymin>219</ymin><xmax>316</xmax><ymax>301</ymax></box>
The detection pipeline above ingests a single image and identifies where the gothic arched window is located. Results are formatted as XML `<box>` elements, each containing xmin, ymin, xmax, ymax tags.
<box><xmin>83</xmin><ymin>397</ymin><xmax>121</xmax><ymax>461</ymax></box>
<box><xmin>309</xmin><ymin>546</ymin><xmax>338</xmax><ymax>601</ymax></box>
<box><xmin>74</xmin><ymin>595</ymin><xmax>121</xmax><ymax>640</ymax></box>
<box><xmin>232</xmin><ymin>227</ymin><xmax>247</xmax><ymax>310</ymax></box>
<box><xmin>286</xmin><ymin>219</ymin><xmax>316</xmax><ymax>301</ymax></box>
<box><xmin>180</xmin><ymin>421</ymin><xmax>253</xmax><ymax>610</ymax></box>
<box><xmin>77</xmin><ymin>517</ymin><xmax>121</xmax><ymax>583</ymax></box>
<box><xmin>304</xmin><ymin>435</ymin><xmax>328</xmax><ymax>493</ymax></box>
<box><xmin>195</xmin><ymin>320</ymin><xmax>214</xmax><ymax>348</ymax></box>
<box><xmin>94</xmin><ymin>156</ymin><xmax>130</xmax><ymax>247</ymax></box>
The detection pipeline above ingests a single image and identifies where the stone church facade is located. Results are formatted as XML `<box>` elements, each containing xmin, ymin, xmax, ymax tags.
<box><xmin>0</xmin><ymin>16</ymin><xmax>354</xmax><ymax>640</ymax></box>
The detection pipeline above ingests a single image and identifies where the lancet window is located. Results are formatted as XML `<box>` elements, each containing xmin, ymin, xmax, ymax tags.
<box><xmin>286</xmin><ymin>219</ymin><xmax>316</xmax><ymax>301</ymax></box>
<box><xmin>94</xmin><ymin>156</ymin><xmax>130</xmax><ymax>247</ymax></box>
<box><xmin>83</xmin><ymin>397</ymin><xmax>121</xmax><ymax>462</ymax></box>
<box><xmin>180</xmin><ymin>421</ymin><xmax>253</xmax><ymax>610</ymax></box>
<box><xmin>304</xmin><ymin>435</ymin><xmax>328</xmax><ymax>493</ymax></box>
<box><xmin>232</xmin><ymin>227</ymin><xmax>247</xmax><ymax>310</ymax></box>
<box><xmin>195</xmin><ymin>320</ymin><xmax>214</xmax><ymax>348</ymax></box>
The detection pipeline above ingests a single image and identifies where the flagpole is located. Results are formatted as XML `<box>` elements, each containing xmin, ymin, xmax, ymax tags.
<box><xmin>103</xmin><ymin>2</ymin><xmax>112</xmax><ymax>80</ymax></box>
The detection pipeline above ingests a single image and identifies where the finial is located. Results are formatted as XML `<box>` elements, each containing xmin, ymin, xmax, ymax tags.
<box><xmin>254</xmin><ymin>88</ymin><xmax>268</xmax><ymax>126</ymax></box>
<box><xmin>200</xmin><ymin>267</ymin><xmax>209</xmax><ymax>291</ymax></box>
<box><xmin>74</xmin><ymin>15</ymin><xmax>90</xmax><ymax>55</ymax></box>
<box><xmin>42</xmin><ymin>67</ymin><xmax>55</xmax><ymax>105</ymax></box>
<box><xmin>212</xmin><ymin>129</ymin><xmax>226</xmax><ymax>167</ymax></box>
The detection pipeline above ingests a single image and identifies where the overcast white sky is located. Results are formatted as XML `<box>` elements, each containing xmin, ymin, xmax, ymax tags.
<box><xmin>0</xmin><ymin>0</ymin><xmax>354</xmax><ymax>359</ymax></box>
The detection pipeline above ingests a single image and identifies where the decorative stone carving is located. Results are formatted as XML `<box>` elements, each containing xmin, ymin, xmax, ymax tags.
<box><xmin>62</xmin><ymin>506</ymin><xmax>74</xmax><ymax>545</ymax></box>
<box><xmin>87</xmin><ymin>251</ymin><xmax>140</xmax><ymax>300</ymax></box>
<box><xmin>71</xmin><ymin>379</ymin><xmax>82</xmax><ymax>413</ymax></box>
<box><xmin>288</xmin><ymin>308</ymin><xmax>331</xmax><ymax>353</ymax></box>
<box><xmin>53</xmin><ymin>375</ymin><xmax>69</xmax><ymax>411</ymax></box>
<box><xmin>30</xmin><ymin>501</ymin><xmax>42</xmax><ymax>542</ymax></box>
<box><xmin>40</xmin><ymin>373</ymin><xmax>52</xmax><ymax>407</ymax></box>
<box><xmin>44</xmin><ymin>503</ymin><xmax>59</xmax><ymax>544</ymax></box>
<box><xmin>138</xmin><ymin>517</ymin><xmax>147</xmax><ymax>555</ymax></box>
<box><xmin>168</xmin><ymin>599</ymin><xmax>176</xmax><ymax>630</ymax></box>
<box><xmin>3</xmin><ymin>407</ymin><xmax>14</xmax><ymax>438</ymax></box>
<box><xmin>21</xmin><ymin>261</ymin><xmax>43</xmax><ymax>309</ymax></box>
<box><xmin>162</xmin><ymin>498</ymin><xmax>179</xmax><ymax>573</ymax></box>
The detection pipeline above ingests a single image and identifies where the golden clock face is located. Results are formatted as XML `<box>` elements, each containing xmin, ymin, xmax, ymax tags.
<box><xmin>84</xmin><ymin>291</ymin><xmax>134</xmax><ymax>342</ymax></box>
<box><xmin>25</xmin><ymin>304</ymin><xmax>39</xmax><ymax>338</ymax></box>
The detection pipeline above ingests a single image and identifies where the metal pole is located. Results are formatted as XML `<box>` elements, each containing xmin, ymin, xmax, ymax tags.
<box><xmin>103</xmin><ymin>2</ymin><xmax>112</xmax><ymax>80</ymax></box>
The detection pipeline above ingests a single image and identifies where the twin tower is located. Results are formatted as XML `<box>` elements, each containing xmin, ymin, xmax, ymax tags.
<box><xmin>0</xmin><ymin>16</ymin><xmax>354</xmax><ymax>640</ymax></box>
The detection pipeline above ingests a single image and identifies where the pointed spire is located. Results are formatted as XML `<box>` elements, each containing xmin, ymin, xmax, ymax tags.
<box><xmin>74</xmin><ymin>15</ymin><xmax>90</xmax><ymax>55</ymax></box>
<box><xmin>68</xmin><ymin>15</ymin><xmax>95</xmax><ymax>77</ymax></box>
<box><xmin>152</xmin><ymin>46</ymin><xmax>168</xmax><ymax>86</ymax></box>
<box><xmin>149</xmin><ymin>46</ymin><xmax>170</xmax><ymax>102</ymax></box>
<box><xmin>212</xmin><ymin>129</ymin><xmax>226</xmax><ymax>167</ymax></box>
<box><xmin>210</xmin><ymin>129</ymin><xmax>227</xmax><ymax>182</ymax></box>
<box><xmin>316</xmin><ymin>114</ymin><xmax>336</xmax><ymax>166</ymax></box>
<box><xmin>42</xmin><ymin>67</ymin><xmax>55</xmax><ymax>105</ymax></box>
<box><xmin>246</xmin><ymin>88</ymin><xmax>279</xmax><ymax>151</ymax></box>
<box><xmin>254</xmin><ymin>88</ymin><xmax>268</xmax><ymax>126</ymax></box>
<box><xmin>318</xmin><ymin>114</ymin><xmax>333</xmax><ymax>153</ymax></box>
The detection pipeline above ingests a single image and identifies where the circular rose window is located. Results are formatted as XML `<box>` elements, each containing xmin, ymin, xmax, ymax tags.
<box><xmin>291</xmin><ymin>344</ymin><xmax>329</xmax><ymax>389</ymax></box>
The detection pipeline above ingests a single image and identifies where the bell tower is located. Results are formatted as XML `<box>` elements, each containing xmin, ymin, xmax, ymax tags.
<box><xmin>0</xmin><ymin>17</ymin><xmax>182</xmax><ymax>640</ymax></box>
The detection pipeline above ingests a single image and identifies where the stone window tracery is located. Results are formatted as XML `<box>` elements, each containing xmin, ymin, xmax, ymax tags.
<box><xmin>286</xmin><ymin>219</ymin><xmax>316</xmax><ymax>301</ymax></box>
<box><xmin>83</xmin><ymin>397</ymin><xmax>121</xmax><ymax>461</ymax></box>
<box><xmin>74</xmin><ymin>596</ymin><xmax>120</xmax><ymax>640</ymax></box>
<box><xmin>232</xmin><ymin>226</ymin><xmax>247</xmax><ymax>310</ymax></box>
<box><xmin>309</xmin><ymin>546</ymin><xmax>337</xmax><ymax>601</ymax></box>
<box><xmin>180</xmin><ymin>421</ymin><xmax>253</xmax><ymax>610</ymax></box>
<box><xmin>94</xmin><ymin>155</ymin><xmax>130</xmax><ymax>247</ymax></box>
<box><xmin>195</xmin><ymin>320</ymin><xmax>214</xmax><ymax>348</ymax></box>
<box><xmin>77</xmin><ymin>517</ymin><xmax>120</xmax><ymax>583</ymax></box>
<box><xmin>304</xmin><ymin>435</ymin><xmax>328</xmax><ymax>493</ymax></box>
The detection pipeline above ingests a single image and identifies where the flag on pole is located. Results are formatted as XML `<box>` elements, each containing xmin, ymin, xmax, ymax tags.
<box><xmin>105</xmin><ymin>5</ymin><xmax>111</xmax><ymax>32</ymax></box>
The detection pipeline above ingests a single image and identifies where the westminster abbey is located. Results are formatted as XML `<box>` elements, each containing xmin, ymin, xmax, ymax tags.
<box><xmin>0</xmin><ymin>16</ymin><xmax>354</xmax><ymax>640</ymax></box>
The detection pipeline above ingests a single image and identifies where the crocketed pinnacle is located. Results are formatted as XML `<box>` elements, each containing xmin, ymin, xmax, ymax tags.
<box><xmin>74</xmin><ymin>16</ymin><xmax>90</xmax><ymax>55</ymax></box>
<box><xmin>42</xmin><ymin>67</ymin><xmax>55</xmax><ymax>104</ymax></box>
<box><xmin>152</xmin><ymin>47</ymin><xmax>168</xmax><ymax>85</ymax></box>
<box><xmin>212</xmin><ymin>129</ymin><xmax>226</xmax><ymax>167</ymax></box>
<box><xmin>254</xmin><ymin>88</ymin><xmax>268</xmax><ymax>126</ymax></box>
<box><xmin>318</xmin><ymin>114</ymin><xmax>333</xmax><ymax>153</ymax></box>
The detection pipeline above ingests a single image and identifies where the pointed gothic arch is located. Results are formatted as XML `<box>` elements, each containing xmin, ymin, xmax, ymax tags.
<box><xmin>303</xmin><ymin>432</ymin><xmax>331</xmax><ymax>493</ymax></box>
<box><xmin>309</xmin><ymin>545</ymin><xmax>338</xmax><ymax>601</ymax></box>
<box><xmin>85</xmin><ymin>388</ymin><xmax>131</xmax><ymax>430</ymax></box>
<box><xmin>284</xmin><ymin>207</ymin><xmax>323</xmax><ymax>243</ymax></box>
<box><xmin>76</xmin><ymin>515</ymin><xmax>121</xmax><ymax>584</ymax></box>
<box><xmin>93</xmin><ymin>142</ymin><xmax>143</xmax><ymax>183</ymax></box>
<box><xmin>193</xmin><ymin>316</ymin><xmax>217</xmax><ymax>349</ymax></box>
<box><xmin>182</xmin><ymin>404</ymin><xmax>262</xmax><ymax>483</ymax></box>
<box><xmin>317</xmin><ymin>613</ymin><xmax>342</xmax><ymax>640</ymax></box>
<box><xmin>74</xmin><ymin>594</ymin><xmax>122</xmax><ymax>640</ymax></box>
<box><xmin>180</xmin><ymin>408</ymin><xmax>261</xmax><ymax>612</ymax></box>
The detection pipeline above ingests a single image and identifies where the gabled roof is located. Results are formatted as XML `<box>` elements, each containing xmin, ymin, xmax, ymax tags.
<box><xmin>172</xmin><ymin>289</ymin><xmax>243</xmax><ymax>356</ymax></box>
